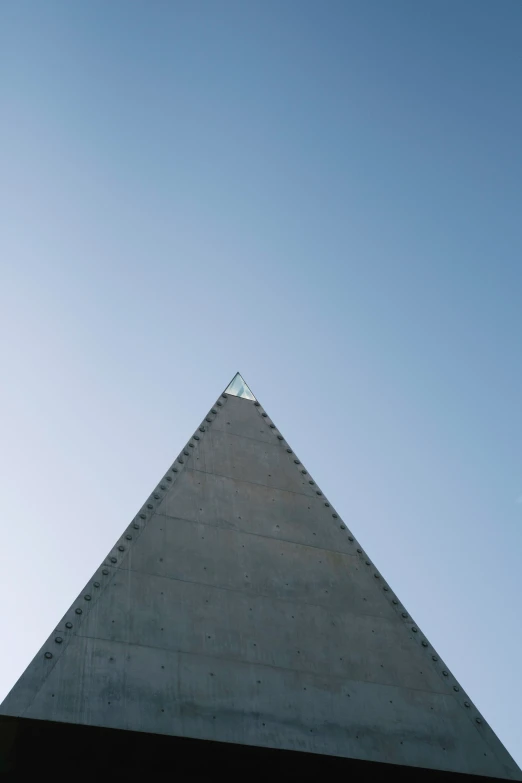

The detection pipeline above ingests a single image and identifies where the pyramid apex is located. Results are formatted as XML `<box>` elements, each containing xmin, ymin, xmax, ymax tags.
<box><xmin>224</xmin><ymin>372</ymin><xmax>256</xmax><ymax>401</ymax></box>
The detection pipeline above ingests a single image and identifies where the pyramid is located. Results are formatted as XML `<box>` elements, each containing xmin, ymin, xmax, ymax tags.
<box><xmin>1</xmin><ymin>374</ymin><xmax>520</xmax><ymax>779</ymax></box>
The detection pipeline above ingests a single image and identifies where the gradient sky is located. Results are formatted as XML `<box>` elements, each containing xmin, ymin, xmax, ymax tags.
<box><xmin>1</xmin><ymin>0</ymin><xmax>521</xmax><ymax>764</ymax></box>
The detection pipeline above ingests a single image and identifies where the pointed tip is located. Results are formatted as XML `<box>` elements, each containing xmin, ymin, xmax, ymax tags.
<box><xmin>224</xmin><ymin>372</ymin><xmax>256</xmax><ymax>401</ymax></box>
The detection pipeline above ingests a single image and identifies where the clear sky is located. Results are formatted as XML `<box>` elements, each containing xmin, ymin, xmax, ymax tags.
<box><xmin>1</xmin><ymin>0</ymin><xmax>521</xmax><ymax>765</ymax></box>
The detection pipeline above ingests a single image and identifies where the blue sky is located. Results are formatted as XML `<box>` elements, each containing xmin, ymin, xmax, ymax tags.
<box><xmin>1</xmin><ymin>0</ymin><xmax>521</xmax><ymax>764</ymax></box>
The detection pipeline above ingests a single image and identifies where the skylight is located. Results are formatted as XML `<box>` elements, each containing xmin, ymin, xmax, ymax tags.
<box><xmin>224</xmin><ymin>372</ymin><xmax>256</xmax><ymax>401</ymax></box>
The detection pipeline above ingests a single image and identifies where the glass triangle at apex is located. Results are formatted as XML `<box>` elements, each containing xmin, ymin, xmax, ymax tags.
<box><xmin>224</xmin><ymin>372</ymin><xmax>256</xmax><ymax>401</ymax></box>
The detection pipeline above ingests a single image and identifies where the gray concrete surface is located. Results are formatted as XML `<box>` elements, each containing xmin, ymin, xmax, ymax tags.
<box><xmin>1</xmin><ymin>391</ymin><xmax>520</xmax><ymax>778</ymax></box>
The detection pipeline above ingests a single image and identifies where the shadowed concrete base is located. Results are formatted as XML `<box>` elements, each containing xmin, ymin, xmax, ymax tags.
<box><xmin>0</xmin><ymin>715</ymin><xmax>512</xmax><ymax>781</ymax></box>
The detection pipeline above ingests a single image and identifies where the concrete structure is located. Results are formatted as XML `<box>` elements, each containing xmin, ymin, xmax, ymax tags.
<box><xmin>1</xmin><ymin>374</ymin><xmax>520</xmax><ymax>778</ymax></box>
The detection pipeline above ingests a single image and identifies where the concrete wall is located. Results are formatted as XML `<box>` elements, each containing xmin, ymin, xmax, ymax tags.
<box><xmin>1</xmin><ymin>392</ymin><xmax>520</xmax><ymax>779</ymax></box>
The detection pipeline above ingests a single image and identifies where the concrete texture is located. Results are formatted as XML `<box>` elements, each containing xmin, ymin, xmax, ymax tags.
<box><xmin>1</xmin><ymin>391</ymin><xmax>520</xmax><ymax>779</ymax></box>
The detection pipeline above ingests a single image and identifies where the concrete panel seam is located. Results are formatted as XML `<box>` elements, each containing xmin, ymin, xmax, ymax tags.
<box><xmin>189</xmin><ymin>467</ymin><xmax>329</xmax><ymax>501</ymax></box>
<box><xmin>210</xmin><ymin>425</ymin><xmax>288</xmax><ymax>445</ymax></box>
<box><xmin>68</xmin><ymin>632</ymin><xmax>461</xmax><ymax>698</ymax></box>
<box><xmin>156</xmin><ymin>511</ymin><xmax>358</xmax><ymax>558</ymax></box>
<box><xmin>109</xmin><ymin>564</ymin><xmax>396</xmax><ymax>618</ymax></box>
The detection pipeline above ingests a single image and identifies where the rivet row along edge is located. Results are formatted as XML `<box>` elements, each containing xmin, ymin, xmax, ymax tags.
<box><xmin>41</xmin><ymin>396</ymin><xmax>226</xmax><ymax>669</ymax></box>
<box><xmin>251</xmin><ymin>398</ymin><xmax>482</xmax><ymax>724</ymax></box>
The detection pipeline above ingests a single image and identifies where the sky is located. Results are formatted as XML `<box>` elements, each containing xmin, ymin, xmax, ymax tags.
<box><xmin>1</xmin><ymin>0</ymin><xmax>521</xmax><ymax>765</ymax></box>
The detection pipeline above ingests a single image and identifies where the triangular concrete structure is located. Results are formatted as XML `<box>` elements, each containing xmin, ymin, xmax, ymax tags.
<box><xmin>1</xmin><ymin>378</ymin><xmax>520</xmax><ymax>778</ymax></box>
